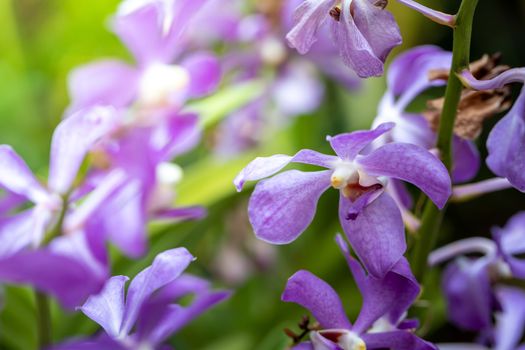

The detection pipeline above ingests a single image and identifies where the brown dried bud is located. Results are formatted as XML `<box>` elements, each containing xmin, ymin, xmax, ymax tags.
<box><xmin>424</xmin><ymin>53</ymin><xmax>512</xmax><ymax>140</ymax></box>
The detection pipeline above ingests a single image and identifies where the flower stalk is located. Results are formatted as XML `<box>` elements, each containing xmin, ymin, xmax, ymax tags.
<box><xmin>35</xmin><ymin>290</ymin><xmax>52</xmax><ymax>348</ymax></box>
<box><xmin>411</xmin><ymin>0</ymin><xmax>480</xmax><ymax>281</ymax></box>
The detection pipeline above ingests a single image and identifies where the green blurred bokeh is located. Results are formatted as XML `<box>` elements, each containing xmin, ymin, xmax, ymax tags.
<box><xmin>0</xmin><ymin>0</ymin><xmax>524</xmax><ymax>349</ymax></box>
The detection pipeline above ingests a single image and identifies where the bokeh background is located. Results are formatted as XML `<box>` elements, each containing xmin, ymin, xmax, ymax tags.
<box><xmin>0</xmin><ymin>0</ymin><xmax>524</xmax><ymax>349</ymax></box>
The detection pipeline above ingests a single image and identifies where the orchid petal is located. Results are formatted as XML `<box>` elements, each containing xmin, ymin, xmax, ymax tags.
<box><xmin>327</xmin><ymin>122</ymin><xmax>394</xmax><ymax>160</ymax></box>
<box><xmin>339</xmin><ymin>192</ymin><xmax>405</xmax><ymax>278</ymax></box>
<box><xmin>282</xmin><ymin>270</ymin><xmax>352</xmax><ymax>329</ymax></box>
<box><xmin>494</xmin><ymin>287</ymin><xmax>525</xmax><ymax>350</ymax></box>
<box><xmin>120</xmin><ymin>247</ymin><xmax>194</xmax><ymax>335</ymax></box>
<box><xmin>0</xmin><ymin>145</ymin><xmax>48</xmax><ymax>203</ymax></box>
<box><xmin>286</xmin><ymin>0</ymin><xmax>336</xmax><ymax>54</ymax></box>
<box><xmin>49</xmin><ymin>106</ymin><xmax>118</xmax><ymax>195</ymax></box>
<box><xmin>234</xmin><ymin>150</ymin><xmax>335</xmax><ymax>191</ymax></box>
<box><xmin>362</xmin><ymin>330</ymin><xmax>437</xmax><ymax>350</ymax></box>
<box><xmin>181</xmin><ymin>52</ymin><xmax>221</xmax><ymax>98</ymax></box>
<box><xmin>358</xmin><ymin>143</ymin><xmax>451</xmax><ymax>208</ymax></box>
<box><xmin>67</xmin><ymin>60</ymin><xmax>138</xmax><ymax>111</ymax></box>
<box><xmin>248</xmin><ymin>170</ymin><xmax>331</xmax><ymax>244</ymax></box>
<box><xmin>80</xmin><ymin>276</ymin><xmax>129</xmax><ymax>338</ymax></box>
<box><xmin>0</xmin><ymin>250</ymin><xmax>104</xmax><ymax>309</ymax></box>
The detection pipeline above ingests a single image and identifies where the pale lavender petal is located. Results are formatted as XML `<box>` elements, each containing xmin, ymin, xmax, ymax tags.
<box><xmin>452</xmin><ymin>137</ymin><xmax>480</xmax><ymax>184</ymax></box>
<box><xmin>154</xmin><ymin>113</ymin><xmax>201</xmax><ymax>159</ymax></box>
<box><xmin>362</xmin><ymin>331</ymin><xmax>437</xmax><ymax>350</ymax></box>
<box><xmin>49</xmin><ymin>106</ymin><xmax>118</xmax><ymax>195</ymax></box>
<box><xmin>442</xmin><ymin>258</ymin><xmax>494</xmax><ymax>332</ymax></box>
<box><xmin>493</xmin><ymin>211</ymin><xmax>525</xmax><ymax>279</ymax></box>
<box><xmin>114</xmin><ymin>0</ymin><xmax>209</xmax><ymax>64</ymax></box>
<box><xmin>486</xmin><ymin>90</ymin><xmax>525</xmax><ymax>191</ymax></box>
<box><xmin>154</xmin><ymin>206</ymin><xmax>207</xmax><ymax>221</ymax></box>
<box><xmin>339</xmin><ymin>246</ymin><xmax>419</xmax><ymax>333</ymax></box>
<box><xmin>351</xmin><ymin>0</ymin><xmax>402</xmax><ymax>65</ymax></box>
<box><xmin>272</xmin><ymin>61</ymin><xmax>325</xmax><ymax>116</ymax></box>
<box><xmin>50</xmin><ymin>335</ymin><xmax>125</xmax><ymax>350</ymax></box>
<box><xmin>248</xmin><ymin>170</ymin><xmax>331</xmax><ymax>244</ymax></box>
<box><xmin>331</xmin><ymin>0</ymin><xmax>401</xmax><ymax>78</ymax></box>
<box><xmin>396</xmin><ymin>0</ymin><xmax>455</xmax><ymax>26</ymax></box>
<box><xmin>234</xmin><ymin>150</ymin><xmax>335</xmax><ymax>191</ymax></box>
<box><xmin>459</xmin><ymin>68</ymin><xmax>525</xmax><ymax>91</ymax></box>
<box><xmin>285</xmin><ymin>0</ymin><xmax>336</xmax><ymax>54</ymax></box>
<box><xmin>67</xmin><ymin>60</ymin><xmax>139</xmax><ymax>111</ymax></box>
<box><xmin>0</xmin><ymin>190</ymin><xmax>25</xmax><ymax>215</ymax></box>
<box><xmin>0</xmin><ymin>145</ymin><xmax>48</xmax><ymax>203</ymax></box>
<box><xmin>181</xmin><ymin>52</ymin><xmax>221</xmax><ymax>98</ymax></box>
<box><xmin>437</xmin><ymin>345</ymin><xmax>487</xmax><ymax>350</ymax></box>
<box><xmin>387</xmin><ymin>46</ymin><xmax>451</xmax><ymax>98</ymax></box>
<box><xmin>358</xmin><ymin>143</ymin><xmax>451</xmax><ymax>208</ymax></box>
<box><xmin>92</xmin><ymin>181</ymin><xmax>147</xmax><ymax>258</ymax></box>
<box><xmin>79</xmin><ymin>276</ymin><xmax>129</xmax><ymax>338</ymax></box>
<box><xmin>282</xmin><ymin>270</ymin><xmax>352</xmax><ymax>329</ymax></box>
<box><xmin>494</xmin><ymin>287</ymin><xmax>525</xmax><ymax>350</ymax></box>
<box><xmin>0</xmin><ymin>250</ymin><xmax>104</xmax><ymax>308</ymax></box>
<box><xmin>339</xmin><ymin>192</ymin><xmax>405</xmax><ymax>278</ymax></box>
<box><xmin>291</xmin><ymin>343</ymin><xmax>314</xmax><ymax>350</ymax></box>
<box><xmin>0</xmin><ymin>210</ymin><xmax>36</xmax><ymax>257</ymax></box>
<box><xmin>327</xmin><ymin>122</ymin><xmax>395</xmax><ymax>160</ymax></box>
<box><xmin>120</xmin><ymin>247</ymin><xmax>194</xmax><ymax>335</ymax></box>
<box><xmin>459</xmin><ymin>69</ymin><xmax>525</xmax><ymax>191</ymax></box>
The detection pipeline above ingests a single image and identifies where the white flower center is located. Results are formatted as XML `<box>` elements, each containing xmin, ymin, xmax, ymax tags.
<box><xmin>138</xmin><ymin>63</ymin><xmax>190</xmax><ymax>108</ymax></box>
<box><xmin>330</xmin><ymin>160</ymin><xmax>384</xmax><ymax>200</ymax></box>
<box><xmin>368</xmin><ymin>316</ymin><xmax>397</xmax><ymax>334</ymax></box>
<box><xmin>339</xmin><ymin>331</ymin><xmax>366</xmax><ymax>350</ymax></box>
<box><xmin>260</xmin><ymin>36</ymin><xmax>288</xmax><ymax>66</ymax></box>
<box><xmin>313</xmin><ymin>329</ymin><xmax>366</xmax><ymax>350</ymax></box>
<box><xmin>149</xmin><ymin>162</ymin><xmax>183</xmax><ymax>211</ymax></box>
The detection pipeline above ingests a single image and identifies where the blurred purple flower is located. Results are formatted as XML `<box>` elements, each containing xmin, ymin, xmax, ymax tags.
<box><xmin>286</xmin><ymin>0</ymin><xmax>402</xmax><ymax>77</ymax></box>
<box><xmin>429</xmin><ymin>211</ymin><xmax>525</xmax><ymax>332</ymax></box>
<box><xmin>67</xmin><ymin>0</ymin><xmax>221</xmax><ymax>113</ymax></box>
<box><xmin>283</xmin><ymin>235</ymin><xmax>436</xmax><ymax>350</ymax></box>
<box><xmin>52</xmin><ymin>248</ymin><xmax>230</xmax><ymax>350</ymax></box>
<box><xmin>235</xmin><ymin>123</ymin><xmax>451</xmax><ymax>277</ymax></box>
<box><xmin>438</xmin><ymin>287</ymin><xmax>525</xmax><ymax>350</ymax></box>
<box><xmin>372</xmin><ymin>45</ymin><xmax>480</xmax><ymax>184</ymax></box>
<box><xmin>83</xmin><ymin>112</ymin><xmax>205</xmax><ymax>258</ymax></box>
<box><xmin>460</xmin><ymin>68</ymin><xmax>525</xmax><ymax>192</ymax></box>
<box><xmin>0</xmin><ymin>106</ymin><xmax>118</xmax><ymax>257</ymax></box>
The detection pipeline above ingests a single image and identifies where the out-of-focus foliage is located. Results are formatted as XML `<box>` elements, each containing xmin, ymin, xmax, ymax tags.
<box><xmin>0</xmin><ymin>0</ymin><xmax>524</xmax><ymax>349</ymax></box>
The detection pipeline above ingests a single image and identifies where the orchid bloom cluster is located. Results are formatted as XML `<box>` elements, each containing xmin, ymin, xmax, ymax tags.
<box><xmin>1</xmin><ymin>0</ymin><xmax>525</xmax><ymax>349</ymax></box>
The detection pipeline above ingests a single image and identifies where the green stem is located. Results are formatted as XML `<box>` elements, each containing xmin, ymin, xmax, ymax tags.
<box><xmin>35</xmin><ymin>291</ymin><xmax>52</xmax><ymax>348</ymax></box>
<box><xmin>411</xmin><ymin>0</ymin><xmax>479</xmax><ymax>281</ymax></box>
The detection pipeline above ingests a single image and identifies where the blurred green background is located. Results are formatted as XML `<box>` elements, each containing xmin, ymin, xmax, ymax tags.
<box><xmin>0</xmin><ymin>0</ymin><xmax>524</xmax><ymax>349</ymax></box>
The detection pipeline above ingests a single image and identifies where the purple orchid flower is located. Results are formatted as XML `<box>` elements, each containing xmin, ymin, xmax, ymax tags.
<box><xmin>372</xmin><ymin>45</ymin><xmax>480</xmax><ymax>184</ymax></box>
<box><xmin>459</xmin><ymin>68</ymin><xmax>525</xmax><ymax>192</ymax></box>
<box><xmin>235</xmin><ymin>123</ymin><xmax>451</xmax><ymax>278</ymax></box>
<box><xmin>52</xmin><ymin>248</ymin><xmax>230</xmax><ymax>350</ymax></box>
<box><xmin>429</xmin><ymin>211</ymin><xmax>525</xmax><ymax>332</ymax></box>
<box><xmin>282</xmin><ymin>235</ymin><xmax>436</xmax><ymax>350</ymax></box>
<box><xmin>0</xmin><ymin>106</ymin><xmax>118</xmax><ymax>257</ymax></box>
<box><xmin>83</xmin><ymin>111</ymin><xmax>205</xmax><ymax>258</ymax></box>
<box><xmin>286</xmin><ymin>0</ymin><xmax>402</xmax><ymax>77</ymax></box>
<box><xmin>0</xmin><ymin>232</ymin><xmax>108</xmax><ymax>308</ymax></box>
<box><xmin>438</xmin><ymin>286</ymin><xmax>525</xmax><ymax>350</ymax></box>
<box><xmin>67</xmin><ymin>0</ymin><xmax>221</xmax><ymax>113</ymax></box>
